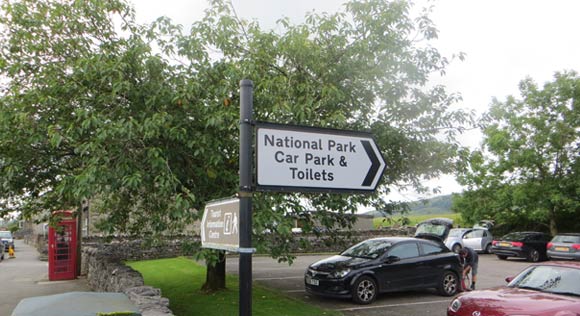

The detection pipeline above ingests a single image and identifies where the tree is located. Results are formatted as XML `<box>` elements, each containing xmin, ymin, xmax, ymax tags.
<box><xmin>1</xmin><ymin>0</ymin><xmax>471</xmax><ymax>291</ymax></box>
<box><xmin>455</xmin><ymin>71</ymin><xmax>580</xmax><ymax>235</ymax></box>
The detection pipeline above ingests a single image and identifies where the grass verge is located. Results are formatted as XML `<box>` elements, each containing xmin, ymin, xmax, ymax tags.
<box><xmin>128</xmin><ymin>257</ymin><xmax>341</xmax><ymax>316</ymax></box>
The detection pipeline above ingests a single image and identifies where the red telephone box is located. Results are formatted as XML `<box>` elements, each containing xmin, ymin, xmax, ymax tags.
<box><xmin>48</xmin><ymin>210</ymin><xmax>77</xmax><ymax>281</ymax></box>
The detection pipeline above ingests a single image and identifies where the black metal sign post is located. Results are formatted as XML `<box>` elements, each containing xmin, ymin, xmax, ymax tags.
<box><xmin>239</xmin><ymin>79</ymin><xmax>254</xmax><ymax>316</ymax></box>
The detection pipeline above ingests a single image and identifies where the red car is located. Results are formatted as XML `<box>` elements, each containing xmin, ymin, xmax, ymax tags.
<box><xmin>447</xmin><ymin>261</ymin><xmax>580</xmax><ymax>316</ymax></box>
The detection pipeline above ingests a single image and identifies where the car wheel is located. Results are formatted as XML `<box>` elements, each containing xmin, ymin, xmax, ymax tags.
<box><xmin>352</xmin><ymin>275</ymin><xmax>377</xmax><ymax>304</ymax></box>
<box><xmin>484</xmin><ymin>243</ymin><xmax>492</xmax><ymax>254</ymax></box>
<box><xmin>438</xmin><ymin>271</ymin><xmax>459</xmax><ymax>296</ymax></box>
<box><xmin>527</xmin><ymin>249</ymin><xmax>540</xmax><ymax>262</ymax></box>
<box><xmin>452</xmin><ymin>244</ymin><xmax>462</xmax><ymax>253</ymax></box>
<box><xmin>496</xmin><ymin>255</ymin><xmax>507</xmax><ymax>260</ymax></box>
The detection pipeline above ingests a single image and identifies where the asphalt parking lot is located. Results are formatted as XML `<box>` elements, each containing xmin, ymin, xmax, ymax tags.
<box><xmin>226</xmin><ymin>253</ymin><xmax>533</xmax><ymax>316</ymax></box>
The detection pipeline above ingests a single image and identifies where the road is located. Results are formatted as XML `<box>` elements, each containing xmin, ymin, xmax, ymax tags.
<box><xmin>226</xmin><ymin>252</ymin><xmax>533</xmax><ymax>316</ymax></box>
<box><xmin>0</xmin><ymin>239</ymin><xmax>90</xmax><ymax>315</ymax></box>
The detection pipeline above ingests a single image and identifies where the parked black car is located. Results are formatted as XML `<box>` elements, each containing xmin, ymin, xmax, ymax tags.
<box><xmin>304</xmin><ymin>219</ymin><xmax>462</xmax><ymax>304</ymax></box>
<box><xmin>491</xmin><ymin>231</ymin><xmax>552</xmax><ymax>262</ymax></box>
<box><xmin>547</xmin><ymin>233</ymin><xmax>580</xmax><ymax>260</ymax></box>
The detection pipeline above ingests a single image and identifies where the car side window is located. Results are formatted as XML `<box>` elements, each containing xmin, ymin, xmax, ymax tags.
<box><xmin>465</xmin><ymin>230</ymin><xmax>483</xmax><ymax>239</ymax></box>
<box><xmin>420</xmin><ymin>242</ymin><xmax>445</xmax><ymax>255</ymax></box>
<box><xmin>388</xmin><ymin>242</ymin><xmax>420</xmax><ymax>260</ymax></box>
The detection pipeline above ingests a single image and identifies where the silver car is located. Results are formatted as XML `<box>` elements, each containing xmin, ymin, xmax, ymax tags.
<box><xmin>445</xmin><ymin>228</ymin><xmax>471</xmax><ymax>253</ymax></box>
<box><xmin>444</xmin><ymin>228</ymin><xmax>494</xmax><ymax>253</ymax></box>
<box><xmin>547</xmin><ymin>233</ymin><xmax>580</xmax><ymax>260</ymax></box>
<box><xmin>0</xmin><ymin>231</ymin><xmax>14</xmax><ymax>251</ymax></box>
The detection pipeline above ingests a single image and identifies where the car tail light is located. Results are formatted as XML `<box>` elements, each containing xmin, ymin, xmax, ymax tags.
<box><xmin>547</xmin><ymin>242</ymin><xmax>553</xmax><ymax>249</ymax></box>
<box><xmin>572</xmin><ymin>244</ymin><xmax>580</xmax><ymax>250</ymax></box>
<box><xmin>511</xmin><ymin>242</ymin><xmax>524</xmax><ymax>247</ymax></box>
<box><xmin>492</xmin><ymin>240</ymin><xmax>498</xmax><ymax>246</ymax></box>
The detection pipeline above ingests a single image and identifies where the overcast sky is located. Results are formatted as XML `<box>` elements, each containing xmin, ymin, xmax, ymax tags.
<box><xmin>130</xmin><ymin>0</ymin><xmax>580</xmax><ymax>200</ymax></box>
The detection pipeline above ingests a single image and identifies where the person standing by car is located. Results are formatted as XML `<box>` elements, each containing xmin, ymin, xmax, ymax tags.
<box><xmin>459</xmin><ymin>247</ymin><xmax>478</xmax><ymax>290</ymax></box>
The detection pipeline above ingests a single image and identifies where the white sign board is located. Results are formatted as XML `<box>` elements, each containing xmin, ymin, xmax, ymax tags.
<box><xmin>256</xmin><ymin>123</ymin><xmax>386</xmax><ymax>193</ymax></box>
<box><xmin>201</xmin><ymin>198</ymin><xmax>240</xmax><ymax>252</ymax></box>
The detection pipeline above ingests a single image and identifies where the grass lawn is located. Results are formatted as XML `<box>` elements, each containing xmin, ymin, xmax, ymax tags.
<box><xmin>128</xmin><ymin>257</ymin><xmax>341</xmax><ymax>316</ymax></box>
<box><xmin>373</xmin><ymin>213</ymin><xmax>464</xmax><ymax>229</ymax></box>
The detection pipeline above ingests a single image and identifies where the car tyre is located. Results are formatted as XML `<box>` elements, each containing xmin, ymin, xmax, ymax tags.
<box><xmin>438</xmin><ymin>271</ymin><xmax>459</xmax><ymax>296</ymax></box>
<box><xmin>451</xmin><ymin>244</ymin><xmax>462</xmax><ymax>253</ymax></box>
<box><xmin>484</xmin><ymin>243</ymin><xmax>492</xmax><ymax>254</ymax></box>
<box><xmin>352</xmin><ymin>275</ymin><xmax>377</xmax><ymax>305</ymax></box>
<box><xmin>496</xmin><ymin>255</ymin><xmax>507</xmax><ymax>260</ymax></box>
<box><xmin>527</xmin><ymin>249</ymin><xmax>540</xmax><ymax>262</ymax></box>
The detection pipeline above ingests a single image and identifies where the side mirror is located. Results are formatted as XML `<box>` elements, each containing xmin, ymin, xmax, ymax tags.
<box><xmin>505</xmin><ymin>276</ymin><xmax>514</xmax><ymax>283</ymax></box>
<box><xmin>385</xmin><ymin>255</ymin><xmax>400</xmax><ymax>264</ymax></box>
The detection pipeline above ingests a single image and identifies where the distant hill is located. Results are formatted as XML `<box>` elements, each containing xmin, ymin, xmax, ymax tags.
<box><xmin>363</xmin><ymin>194</ymin><xmax>453</xmax><ymax>217</ymax></box>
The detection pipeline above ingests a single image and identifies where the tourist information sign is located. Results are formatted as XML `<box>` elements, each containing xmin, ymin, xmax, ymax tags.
<box><xmin>201</xmin><ymin>198</ymin><xmax>240</xmax><ymax>252</ymax></box>
<box><xmin>256</xmin><ymin>122</ymin><xmax>386</xmax><ymax>193</ymax></box>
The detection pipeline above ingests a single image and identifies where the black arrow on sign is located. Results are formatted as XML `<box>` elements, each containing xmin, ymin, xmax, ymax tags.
<box><xmin>361</xmin><ymin>140</ymin><xmax>381</xmax><ymax>187</ymax></box>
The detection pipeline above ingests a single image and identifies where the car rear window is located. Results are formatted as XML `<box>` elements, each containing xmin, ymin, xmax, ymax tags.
<box><xmin>552</xmin><ymin>235</ymin><xmax>580</xmax><ymax>243</ymax></box>
<box><xmin>501</xmin><ymin>232</ymin><xmax>533</xmax><ymax>241</ymax></box>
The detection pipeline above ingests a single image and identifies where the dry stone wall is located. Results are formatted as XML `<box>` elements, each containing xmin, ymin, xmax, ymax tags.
<box><xmin>82</xmin><ymin>246</ymin><xmax>175</xmax><ymax>316</ymax></box>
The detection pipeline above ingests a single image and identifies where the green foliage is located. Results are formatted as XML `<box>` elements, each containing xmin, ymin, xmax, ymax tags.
<box><xmin>1</xmin><ymin>0</ymin><xmax>471</xmax><ymax>268</ymax></box>
<box><xmin>455</xmin><ymin>71</ymin><xmax>580</xmax><ymax>234</ymax></box>
<box><xmin>128</xmin><ymin>257</ymin><xmax>341</xmax><ymax>316</ymax></box>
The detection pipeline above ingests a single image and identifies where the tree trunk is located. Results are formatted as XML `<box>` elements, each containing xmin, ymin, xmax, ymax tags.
<box><xmin>201</xmin><ymin>251</ymin><xmax>226</xmax><ymax>292</ymax></box>
<box><xmin>549</xmin><ymin>206</ymin><xmax>558</xmax><ymax>236</ymax></box>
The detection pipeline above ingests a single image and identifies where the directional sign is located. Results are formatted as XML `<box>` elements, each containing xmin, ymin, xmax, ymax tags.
<box><xmin>201</xmin><ymin>198</ymin><xmax>240</xmax><ymax>252</ymax></box>
<box><xmin>256</xmin><ymin>122</ymin><xmax>386</xmax><ymax>193</ymax></box>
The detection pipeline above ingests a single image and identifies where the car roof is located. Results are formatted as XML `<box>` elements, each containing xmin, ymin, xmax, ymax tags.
<box><xmin>368</xmin><ymin>237</ymin><xmax>416</xmax><ymax>243</ymax></box>
<box><xmin>505</xmin><ymin>231</ymin><xmax>548</xmax><ymax>235</ymax></box>
<box><xmin>368</xmin><ymin>237</ymin><xmax>442</xmax><ymax>245</ymax></box>
<box><xmin>554</xmin><ymin>233</ymin><xmax>580</xmax><ymax>236</ymax></box>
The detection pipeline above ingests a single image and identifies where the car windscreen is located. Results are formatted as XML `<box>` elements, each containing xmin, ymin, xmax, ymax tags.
<box><xmin>0</xmin><ymin>231</ymin><xmax>12</xmax><ymax>238</ymax></box>
<box><xmin>341</xmin><ymin>239</ymin><xmax>393</xmax><ymax>259</ymax></box>
<box><xmin>449</xmin><ymin>229</ymin><xmax>463</xmax><ymax>237</ymax></box>
<box><xmin>448</xmin><ymin>229</ymin><xmax>467</xmax><ymax>237</ymax></box>
<box><xmin>508</xmin><ymin>265</ymin><xmax>580</xmax><ymax>297</ymax></box>
<box><xmin>552</xmin><ymin>235</ymin><xmax>580</xmax><ymax>243</ymax></box>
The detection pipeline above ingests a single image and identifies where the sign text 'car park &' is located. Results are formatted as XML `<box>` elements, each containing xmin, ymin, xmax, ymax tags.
<box><xmin>256</xmin><ymin>123</ymin><xmax>386</xmax><ymax>193</ymax></box>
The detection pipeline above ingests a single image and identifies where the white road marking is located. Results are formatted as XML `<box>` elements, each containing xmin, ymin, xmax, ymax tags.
<box><xmin>336</xmin><ymin>299</ymin><xmax>450</xmax><ymax>311</ymax></box>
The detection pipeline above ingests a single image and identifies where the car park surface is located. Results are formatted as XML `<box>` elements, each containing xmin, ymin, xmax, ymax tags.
<box><xmin>491</xmin><ymin>231</ymin><xmax>552</xmax><ymax>262</ymax></box>
<box><xmin>547</xmin><ymin>233</ymin><xmax>580</xmax><ymax>260</ymax></box>
<box><xmin>447</xmin><ymin>261</ymin><xmax>580</xmax><ymax>316</ymax></box>
<box><xmin>227</xmin><ymin>252</ymin><xmax>532</xmax><ymax>316</ymax></box>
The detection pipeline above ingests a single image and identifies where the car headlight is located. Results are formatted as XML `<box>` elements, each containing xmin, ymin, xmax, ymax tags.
<box><xmin>329</xmin><ymin>269</ymin><xmax>351</xmax><ymax>279</ymax></box>
<box><xmin>449</xmin><ymin>298</ymin><xmax>462</xmax><ymax>313</ymax></box>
